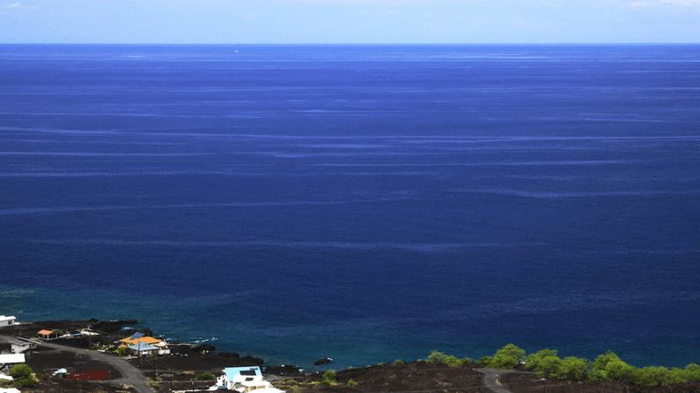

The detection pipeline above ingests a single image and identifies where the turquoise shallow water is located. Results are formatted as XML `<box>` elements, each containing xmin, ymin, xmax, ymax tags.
<box><xmin>1</xmin><ymin>45</ymin><xmax>700</xmax><ymax>369</ymax></box>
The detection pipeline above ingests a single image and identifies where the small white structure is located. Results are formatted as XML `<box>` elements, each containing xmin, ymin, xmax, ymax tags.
<box><xmin>0</xmin><ymin>316</ymin><xmax>16</xmax><ymax>327</ymax></box>
<box><xmin>2</xmin><ymin>337</ymin><xmax>37</xmax><ymax>355</ymax></box>
<box><xmin>211</xmin><ymin>366</ymin><xmax>284</xmax><ymax>393</ymax></box>
<box><xmin>0</xmin><ymin>389</ymin><xmax>22</xmax><ymax>393</ymax></box>
<box><xmin>0</xmin><ymin>354</ymin><xmax>25</xmax><ymax>367</ymax></box>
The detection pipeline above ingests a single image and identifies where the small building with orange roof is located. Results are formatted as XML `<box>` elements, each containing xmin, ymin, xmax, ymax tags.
<box><xmin>119</xmin><ymin>332</ymin><xmax>170</xmax><ymax>355</ymax></box>
<box><xmin>37</xmin><ymin>329</ymin><xmax>57</xmax><ymax>340</ymax></box>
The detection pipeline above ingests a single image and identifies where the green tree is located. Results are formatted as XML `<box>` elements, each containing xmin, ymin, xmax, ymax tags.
<box><xmin>347</xmin><ymin>379</ymin><xmax>358</xmax><ymax>387</ymax></box>
<box><xmin>589</xmin><ymin>351</ymin><xmax>636</xmax><ymax>388</ymax></box>
<box><xmin>9</xmin><ymin>364</ymin><xmax>33</xmax><ymax>380</ymax></box>
<box><xmin>631</xmin><ymin>366</ymin><xmax>671</xmax><ymax>388</ymax></box>
<box><xmin>490</xmin><ymin>344</ymin><xmax>525</xmax><ymax>369</ymax></box>
<box><xmin>555</xmin><ymin>357</ymin><xmax>589</xmax><ymax>381</ymax></box>
<box><xmin>685</xmin><ymin>364</ymin><xmax>700</xmax><ymax>382</ymax></box>
<box><xmin>10</xmin><ymin>364</ymin><xmax>38</xmax><ymax>388</ymax></box>
<box><xmin>537</xmin><ymin>355</ymin><xmax>563</xmax><ymax>378</ymax></box>
<box><xmin>525</xmin><ymin>349</ymin><xmax>559</xmax><ymax>373</ymax></box>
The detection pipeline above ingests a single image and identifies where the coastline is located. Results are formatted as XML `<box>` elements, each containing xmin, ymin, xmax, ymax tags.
<box><xmin>2</xmin><ymin>318</ymin><xmax>700</xmax><ymax>393</ymax></box>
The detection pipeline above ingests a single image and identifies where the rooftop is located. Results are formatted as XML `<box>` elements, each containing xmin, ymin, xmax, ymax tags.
<box><xmin>224</xmin><ymin>366</ymin><xmax>263</xmax><ymax>382</ymax></box>
<box><xmin>120</xmin><ymin>335</ymin><xmax>162</xmax><ymax>346</ymax></box>
<box><xmin>0</xmin><ymin>354</ymin><xmax>26</xmax><ymax>365</ymax></box>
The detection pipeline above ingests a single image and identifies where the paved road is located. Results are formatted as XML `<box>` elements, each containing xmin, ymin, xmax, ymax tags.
<box><xmin>478</xmin><ymin>368</ymin><xmax>527</xmax><ymax>393</ymax></box>
<box><xmin>0</xmin><ymin>335</ymin><xmax>155</xmax><ymax>393</ymax></box>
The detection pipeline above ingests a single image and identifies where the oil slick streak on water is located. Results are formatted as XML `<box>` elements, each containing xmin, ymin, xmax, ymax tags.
<box><xmin>1</xmin><ymin>45</ymin><xmax>700</xmax><ymax>368</ymax></box>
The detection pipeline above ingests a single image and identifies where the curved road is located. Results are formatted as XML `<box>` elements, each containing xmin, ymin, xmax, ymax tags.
<box><xmin>0</xmin><ymin>335</ymin><xmax>154</xmax><ymax>393</ymax></box>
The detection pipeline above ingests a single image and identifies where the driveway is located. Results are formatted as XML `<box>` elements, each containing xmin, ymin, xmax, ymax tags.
<box><xmin>478</xmin><ymin>368</ymin><xmax>530</xmax><ymax>393</ymax></box>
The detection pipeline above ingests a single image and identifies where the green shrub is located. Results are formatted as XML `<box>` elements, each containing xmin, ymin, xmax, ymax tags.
<box><xmin>393</xmin><ymin>359</ymin><xmax>405</xmax><ymax>365</ymax></box>
<box><xmin>10</xmin><ymin>364</ymin><xmax>38</xmax><ymax>388</ymax></box>
<box><xmin>632</xmin><ymin>366</ymin><xmax>672</xmax><ymax>388</ymax></box>
<box><xmin>478</xmin><ymin>356</ymin><xmax>493</xmax><ymax>365</ymax></box>
<box><xmin>556</xmin><ymin>357</ymin><xmax>588</xmax><ymax>381</ymax></box>
<box><xmin>347</xmin><ymin>379</ymin><xmax>358</xmax><ymax>387</ymax></box>
<box><xmin>320</xmin><ymin>370</ymin><xmax>336</xmax><ymax>386</ymax></box>
<box><xmin>590</xmin><ymin>351</ymin><xmax>634</xmax><ymax>383</ymax></box>
<box><xmin>489</xmin><ymin>344</ymin><xmax>525</xmax><ymax>369</ymax></box>
<box><xmin>196</xmin><ymin>372</ymin><xmax>216</xmax><ymax>381</ymax></box>
<box><xmin>9</xmin><ymin>364</ymin><xmax>33</xmax><ymax>380</ymax></box>
<box><xmin>115</xmin><ymin>346</ymin><xmax>130</xmax><ymax>356</ymax></box>
<box><xmin>538</xmin><ymin>355</ymin><xmax>563</xmax><ymax>378</ymax></box>
<box><xmin>685</xmin><ymin>364</ymin><xmax>700</xmax><ymax>382</ymax></box>
<box><xmin>427</xmin><ymin>351</ymin><xmax>464</xmax><ymax>367</ymax></box>
<box><xmin>13</xmin><ymin>376</ymin><xmax>38</xmax><ymax>388</ymax></box>
<box><xmin>525</xmin><ymin>349</ymin><xmax>559</xmax><ymax>372</ymax></box>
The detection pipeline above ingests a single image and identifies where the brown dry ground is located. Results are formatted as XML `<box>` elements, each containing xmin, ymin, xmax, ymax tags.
<box><xmin>25</xmin><ymin>346</ymin><xmax>123</xmax><ymax>379</ymax></box>
<box><xmin>502</xmin><ymin>373</ymin><xmax>626</xmax><ymax>393</ymax></box>
<box><xmin>276</xmin><ymin>362</ymin><xmax>486</xmax><ymax>393</ymax></box>
<box><xmin>132</xmin><ymin>352</ymin><xmax>263</xmax><ymax>375</ymax></box>
<box><xmin>13</xmin><ymin>379</ymin><xmax>136</xmax><ymax>393</ymax></box>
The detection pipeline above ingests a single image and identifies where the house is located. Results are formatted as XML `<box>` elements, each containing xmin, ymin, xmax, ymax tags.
<box><xmin>2</xmin><ymin>337</ymin><xmax>36</xmax><ymax>354</ymax></box>
<box><xmin>213</xmin><ymin>366</ymin><xmax>285</xmax><ymax>393</ymax></box>
<box><xmin>127</xmin><ymin>342</ymin><xmax>170</xmax><ymax>357</ymax></box>
<box><xmin>0</xmin><ymin>389</ymin><xmax>21</xmax><ymax>393</ymax></box>
<box><xmin>0</xmin><ymin>354</ymin><xmax>25</xmax><ymax>368</ymax></box>
<box><xmin>119</xmin><ymin>333</ymin><xmax>169</xmax><ymax>355</ymax></box>
<box><xmin>37</xmin><ymin>329</ymin><xmax>57</xmax><ymax>340</ymax></box>
<box><xmin>0</xmin><ymin>316</ymin><xmax>16</xmax><ymax>327</ymax></box>
<box><xmin>128</xmin><ymin>343</ymin><xmax>159</xmax><ymax>357</ymax></box>
<box><xmin>119</xmin><ymin>333</ymin><xmax>163</xmax><ymax>347</ymax></box>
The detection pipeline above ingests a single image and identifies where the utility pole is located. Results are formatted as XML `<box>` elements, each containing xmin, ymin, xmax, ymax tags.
<box><xmin>152</xmin><ymin>356</ymin><xmax>157</xmax><ymax>379</ymax></box>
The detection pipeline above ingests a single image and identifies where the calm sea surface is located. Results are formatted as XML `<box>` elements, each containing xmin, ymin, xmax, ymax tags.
<box><xmin>1</xmin><ymin>45</ymin><xmax>699</xmax><ymax>368</ymax></box>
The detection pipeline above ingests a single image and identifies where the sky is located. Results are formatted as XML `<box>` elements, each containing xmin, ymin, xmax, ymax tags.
<box><xmin>0</xmin><ymin>0</ymin><xmax>699</xmax><ymax>44</ymax></box>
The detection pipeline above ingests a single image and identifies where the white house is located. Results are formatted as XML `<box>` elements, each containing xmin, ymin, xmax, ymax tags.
<box><xmin>0</xmin><ymin>354</ymin><xmax>25</xmax><ymax>368</ymax></box>
<box><xmin>2</xmin><ymin>338</ymin><xmax>36</xmax><ymax>355</ymax></box>
<box><xmin>0</xmin><ymin>388</ymin><xmax>21</xmax><ymax>393</ymax></box>
<box><xmin>0</xmin><ymin>316</ymin><xmax>16</xmax><ymax>327</ymax></box>
<box><xmin>211</xmin><ymin>366</ymin><xmax>284</xmax><ymax>393</ymax></box>
<box><xmin>128</xmin><ymin>343</ymin><xmax>159</xmax><ymax>357</ymax></box>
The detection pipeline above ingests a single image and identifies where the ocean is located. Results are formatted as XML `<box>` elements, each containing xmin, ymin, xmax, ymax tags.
<box><xmin>0</xmin><ymin>45</ymin><xmax>699</xmax><ymax>369</ymax></box>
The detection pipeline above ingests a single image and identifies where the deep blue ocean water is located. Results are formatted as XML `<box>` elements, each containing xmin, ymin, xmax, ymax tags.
<box><xmin>1</xmin><ymin>45</ymin><xmax>699</xmax><ymax>369</ymax></box>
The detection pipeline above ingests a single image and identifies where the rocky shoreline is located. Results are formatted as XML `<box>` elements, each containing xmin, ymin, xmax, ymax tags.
<box><xmin>2</xmin><ymin>319</ymin><xmax>699</xmax><ymax>393</ymax></box>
